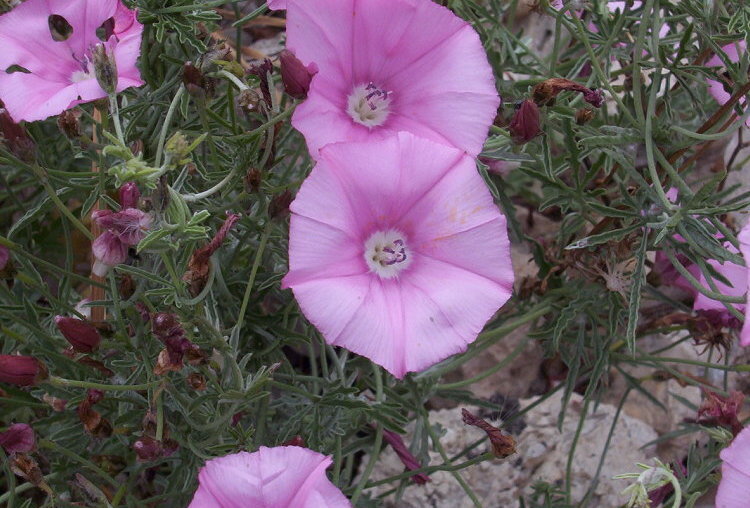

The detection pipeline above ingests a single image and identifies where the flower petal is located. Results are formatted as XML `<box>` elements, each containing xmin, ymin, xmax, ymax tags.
<box><xmin>282</xmin><ymin>215</ymin><xmax>367</xmax><ymax>287</ymax></box>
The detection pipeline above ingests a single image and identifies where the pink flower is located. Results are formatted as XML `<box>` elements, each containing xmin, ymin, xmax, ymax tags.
<box><xmin>91</xmin><ymin>231</ymin><xmax>128</xmax><ymax>277</ymax></box>
<box><xmin>118</xmin><ymin>182</ymin><xmax>140</xmax><ymax>209</ymax></box>
<box><xmin>0</xmin><ymin>423</ymin><xmax>36</xmax><ymax>454</ymax></box>
<box><xmin>0</xmin><ymin>0</ymin><xmax>144</xmax><ymax>122</ymax></box>
<box><xmin>706</xmin><ymin>42</ymin><xmax>748</xmax><ymax>127</ymax></box>
<box><xmin>285</xmin><ymin>0</ymin><xmax>500</xmax><ymax>157</ymax></box>
<box><xmin>93</xmin><ymin>208</ymin><xmax>151</xmax><ymax>246</ymax></box>
<box><xmin>188</xmin><ymin>446</ymin><xmax>350</xmax><ymax>507</ymax></box>
<box><xmin>716</xmin><ymin>426</ymin><xmax>750</xmax><ymax>508</ymax></box>
<box><xmin>282</xmin><ymin>133</ymin><xmax>514</xmax><ymax>378</ymax></box>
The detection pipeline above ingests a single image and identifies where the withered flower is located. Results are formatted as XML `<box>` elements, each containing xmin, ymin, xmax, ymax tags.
<box><xmin>697</xmin><ymin>390</ymin><xmax>744</xmax><ymax>436</ymax></box>
<box><xmin>183</xmin><ymin>213</ymin><xmax>240</xmax><ymax>296</ymax></box>
<box><xmin>0</xmin><ymin>423</ymin><xmax>36</xmax><ymax>453</ymax></box>
<box><xmin>78</xmin><ymin>389</ymin><xmax>112</xmax><ymax>438</ymax></box>
<box><xmin>461</xmin><ymin>408</ymin><xmax>516</xmax><ymax>458</ymax></box>
<box><xmin>532</xmin><ymin>78</ymin><xmax>604</xmax><ymax>108</ymax></box>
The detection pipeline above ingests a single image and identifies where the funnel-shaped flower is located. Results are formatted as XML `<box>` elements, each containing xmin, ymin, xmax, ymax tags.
<box><xmin>283</xmin><ymin>133</ymin><xmax>514</xmax><ymax>378</ymax></box>
<box><xmin>0</xmin><ymin>0</ymin><xmax>144</xmax><ymax>122</ymax></box>
<box><xmin>285</xmin><ymin>0</ymin><xmax>500</xmax><ymax>157</ymax></box>
<box><xmin>189</xmin><ymin>446</ymin><xmax>350</xmax><ymax>507</ymax></box>
<box><xmin>717</xmin><ymin>426</ymin><xmax>750</xmax><ymax>508</ymax></box>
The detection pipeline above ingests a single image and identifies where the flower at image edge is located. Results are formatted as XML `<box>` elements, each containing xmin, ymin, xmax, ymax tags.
<box><xmin>284</xmin><ymin>0</ymin><xmax>500</xmax><ymax>157</ymax></box>
<box><xmin>188</xmin><ymin>446</ymin><xmax>350</xmax><ymax>507</ymax></box>
<box><xmin>0</xmin><ymin>0</ymin><xmax>144</xmax><ymax>122</ymax></box>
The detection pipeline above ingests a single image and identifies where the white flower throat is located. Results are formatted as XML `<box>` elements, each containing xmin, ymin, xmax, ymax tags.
<box><xmin>364</xmin><ymin>230</ymin><xmax>411</xmax><ymax>279</ymax></box>
<box><xmin>347</xmin><ymin>82</ymin><xmax>392</xmax><ymax>127</ymax></box>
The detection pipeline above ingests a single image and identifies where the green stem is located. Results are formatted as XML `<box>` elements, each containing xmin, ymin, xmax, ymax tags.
<box><xmin>236</xmin><ymin>221</ymin><xmax>272</xmax><ymax>332</ymax></box>
<box><xmin>47</xmin><ymin>375</ymin><xmax>159</xmax><ymax>391</ymax></box>
<box><xmin>350</xmin><ymin>366</ymin><xmax>384</xmax><ymax>505</ymax></box>
<box><xmin>40</xmin><ymin>439</ymin><xmax>118</xmax><ymax>488</ymax></box>
<box><xmin>155</xmin><ymin>86</ymin><xmax>185</xmax><ymax>167</ymax></box>
<box><xmin>218</xmin><ymin>70</ymin><xmax>249</xmax><ymax>92</ymax></box>
<box><xmin>30</xmin><ymin>165</ymin><xmax>93</xmax><ymax>240</ymax></box>
<box><xmin>109</xmin><ymin>94</ymin><xmax>125</xmax><ymax>145</ymax></box>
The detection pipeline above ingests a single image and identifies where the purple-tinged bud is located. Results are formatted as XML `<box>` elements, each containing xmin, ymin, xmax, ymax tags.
<box><xmin>118</xmin><ymin>182</ymin><xmax>141</xmax><ymax>209</ymax></box>
<box><xmin>0</xmin><ymin>355</ymin><xmax>48</xmax><ymax>387</ymax></box>
<box><xmin>279</xmin><ymin>50</ymin><xmax>318</xmax><ymax>100</ymax></box>
<box><xmin>0</xmin><ymin>424</ymin><xmax>36</xmax><ymax>454</ymax></box>
<box><xmin>508</xmin><ymin>100</ymin><xmax>541</xmax><ymax>144</ymax></box>
<box><xmin>54</xmin><ymin>316</ymin><xmax>102</xmax><ymax>353</ymax></box>
<box><xmin>92</xmin><ymin>44</ymin><xmax>118</xmax><ymax>95</ymax></box>
<box><xmin>281</xmin><ymin>435</ymin><xmax>306</xmax><ymax>447</ymax></box>
<box><xmin>57</xmin><ymin>109</ymin><xmax>82</xmax><ymax>139</ymax></box>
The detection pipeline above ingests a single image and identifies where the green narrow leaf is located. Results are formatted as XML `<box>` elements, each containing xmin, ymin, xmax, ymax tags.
<box><xmin>626</xmin><ymin>231</ymin><xmax>649</xmax><ymax>352</ymax></box>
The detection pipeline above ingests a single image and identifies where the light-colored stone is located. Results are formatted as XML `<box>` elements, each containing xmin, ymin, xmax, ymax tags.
<box><xmin>365</xmin><ymin>391</ymin><xmax>658</xmax><ymax>507</ymax></box>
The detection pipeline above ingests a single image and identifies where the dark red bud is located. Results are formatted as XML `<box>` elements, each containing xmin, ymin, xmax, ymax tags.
<box><xmin>508</xmin><ymin>100</ymin><xmax>541</xmax><ymax>144</ymax></box>
<box><xmin>575</xmin><ymin>108</ymin><xmax>595</xmax><ymax>125</ymax></box>
<box><xmin>281</xmin><ymin>435</ymin><xmax>306</xmax><ymax>447</ymax></box>
<box><xmin>54</xmin><ymin>316</ymin><xmax>102</xmax><ymax>353</ymax></box>
<box><xmin>382</xmin><ymin>429</ymin><xmax>431</xmax><ymax>484</ymax></box>
<box><xmin>0</xmin><ymin>109</ymin><xmax>35</xmax><ymax>162</ymax></box>
<box><xmin>269</xmin><ymin>190</ymin><xmax>293</xmax><ymax>220</ymax></box>
<box><xmin>279</xmin><ymin>50</ymin><xmax>317</xmax><ymax>100</ymax></box>
<box><xmin>118</xmin><ymin>182</ymin><xmax>141</xmax><ymax>209</ymax></box>
<box><xmin>0</xmin><ymin>355</ymin><xmax>47</xmax><ymax>386</ymax></box>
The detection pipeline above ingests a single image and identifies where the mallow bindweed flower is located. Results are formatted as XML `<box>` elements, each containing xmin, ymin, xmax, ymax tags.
<box><xmin>716</xmin><ymin>426</ymin><xmax>750</xmax><ymax>508</ymax></box>
<box><xmin>0</xmin><ymin>0</ymin><xmax>143</xmax><ymax>122</ymax></box>
<box><xmin>282</xmin><ymin>133</ymin><xmax>514</xmax><ymax>378</ymax></box>
<box><xmin>188</xmin><ymin>446</ymin><xmax>350</xmax><ymax>507</ymax></box>
<box><xmin>284</xmin><ymin>0</ymin><xmax>500</xmax><ymax>157</ymax></box>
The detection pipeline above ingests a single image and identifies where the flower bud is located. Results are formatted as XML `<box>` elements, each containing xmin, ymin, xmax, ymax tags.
<box><xmin>238</xmin><ymin>89</ymin><xmax>261</xmax><ymax>111</ymax></box>
<box><xmin>245</xmin><ymin>168</ymin><xmax>262</xmax><ymax>193</ymax></box>
<box><xmin>0</xmin><ymin>245</ymin><xmax>9</xmax><ymax>271</ymax></box>
<box><xmin>57</xmin><ymin>109</ymin><xmax>82</xmax><ymax>139</ymax></box>
<box><xmin>118</xmin><ymin>182</ymin><xmax>141</xmax><ymax>209</ymax></box>
<box><xmin>508</xmin><ymin>100</ymin><xmax>541</xmax><ymax>144</ymax></box>
<box><xmin>54</xmin><ymin>316</ymin><xmax>102</xmax><ymax>353</ymax></box>
<box><xmin>279</xmin><ymin>50</ymin><xmax>318</xmax><ymax>100</ymax></box>
<box><xmin>0</xmin><ymin>423</ymin><xmax>36</xmax><ymax>453</ymax></box>
<box><xmin>0</xmin><ymin>355</ymin><xmax>48</xmax><ymax>386</ymax></box>
<box><xmin>382</xmin><ymin>429</ymin><xmax>430</xmax><ymax>484</ymax></box>
<box><xmin>269</xmin><ymin>190</ymin><xmax>293</xmax><ymax>220</ymax></box>
<box><xmin>187</xmin><ymin>372</ymin><xmax>206</xmax><ymax>391</ymax></box>
<box><xmin>532</xmin><ymin>78</ymin><xmax>603</xmax><ymax>108</ymax></box>
<box><xmin>92</xmin><ymin>44</ymin><xmax>118</xmax><ymax>95</ymax></box>
<box><xmin>575</xmin><ymin>108</ymin><xmax>595</xmax><ymax>125</ymax></box>
<box><xmin>0</xmin><ymin>108</ymin><xmax>35</xmax><ymax>162</ymax></box>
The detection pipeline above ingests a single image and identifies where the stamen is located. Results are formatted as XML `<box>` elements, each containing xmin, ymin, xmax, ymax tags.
<box><xmin>347</xmin><ymin>83</ymin><xmax>393</xmax><ymax>128</ymax></box>
<box><xmin>364</xmin><ymin>230</ymin><xmax>411</xmax><ymax>278</ymax></box>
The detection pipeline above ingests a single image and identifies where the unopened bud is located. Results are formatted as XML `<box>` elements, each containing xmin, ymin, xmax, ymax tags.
<box><xmin>279</xmin><ymin>50</ymin><xmax>317</xmax><ymax>99</ymax></box>
<box><xmin>54</xmin><ymin>316</ymin><xmax>102</xmax><ymax>353</ymax></box>
<box><xmin>118</xmin><ymin>182</ymin><xmax>141</xmax><ymax>209</ymax></box>
<box><xmin>0</xmin><ymin>355</ymin><xmax>48</xmax><ymax>386</ymax></box>
<box><xmin>0</xmin><ymin>108</ymin><xmax>35</xmax><ymax>162</ymax></box>
<box><xmin>508</xmin><ymin>100</ymin><xmax>541</xmax><ymax>144</ymax></box>
<box><xmin>183</xmin><ymin>62</ymin><xmax>204</xmax><ymax>95</ymax></box>
<box><xmin>575</xmin><ymin>108</ymin><xmax>595</xmax><ymax>125</ymax></box>
<box><xmin>187</xmin><ymin>372</ymin><xmax>206</xmax><ymax>391</ymax></box>
<box><xmin>245</xmin><ymin>168</ymin><xmax>262</xmax><ymax>193</ymax></box>
<box><xmin>238</xmin><ymin>89</ymin><xmax>261</xmax><ymax>111</ymax></box>
<box><xmin>269</xmin><ymin>190</ymin><xmax>293</xmax><ymax>220</ymax></box>
<box><xmin>92</xmin><ymin>44</ymin><xmax>118</xmax><ymax>95</ymax></box>
<box><xmin>57</xmin><ymin>109</ymin><xmax>82</xmax><ymax>139</ymax></box>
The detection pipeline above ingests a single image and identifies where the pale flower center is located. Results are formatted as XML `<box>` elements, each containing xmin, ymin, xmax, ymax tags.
<box><xmin>347</xmin><ymin>82</ymin><xmax>392</xmax><ymax>128</ymax></box>
<box><xmin>364</xmin><ymin>230</ymin><xmax>411</xmax><ymax>279</ymax></box>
